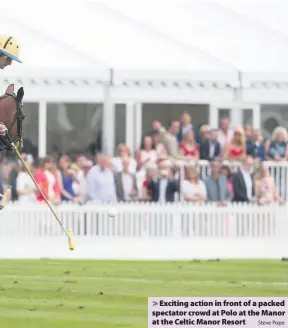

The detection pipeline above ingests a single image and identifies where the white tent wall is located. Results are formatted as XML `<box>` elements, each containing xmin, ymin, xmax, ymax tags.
<box><xmin>0</xmin><ymin>0</ymin><xmax>288</xmax><ymax>156</ymax></box>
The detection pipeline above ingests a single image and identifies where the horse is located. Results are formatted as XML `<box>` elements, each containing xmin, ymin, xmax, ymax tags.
<box><xmin>0</xmin><ymin>84</ymin><xmax>25</xmax><ymax>154</ymax></box>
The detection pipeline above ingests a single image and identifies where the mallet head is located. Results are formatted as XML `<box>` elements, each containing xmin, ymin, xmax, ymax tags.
<box><xmin>68</xmin><ymin>229</ymin><xmax>74</xmax><ymax>251</ymax></box>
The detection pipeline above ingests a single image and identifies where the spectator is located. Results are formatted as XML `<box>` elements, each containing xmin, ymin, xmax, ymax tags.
<box><xmin>147</xmin><ymin>164</ymin><xmax>178</xmax><ymax>203</ymax></box>
<box><xmin>246</xmin><ymin>128</ymin><xmax>266</xmax><ymax>162</ymax></box>
<box><xmin>231</xmin><ymin>156</ymin><xmax>255</xmax><ymax>203</ymax></box>
<box><xmin>50</xmin><ymin>159</ymin><xmax>62</xmax><ymax>204</ymax></box>
<box><xmin>151</xmin><ymin>131</ymin><xmax>168</xmax><ymax>160</ymax></box>
<box><xmin>86</xmin><ymin>153</ymin><xmax>117</xmax><ymax>203</ymax></box>
<box><xmin>136</xmin><ymin>135</ymin><xmax>158</xmax><ymax>172</ymax></box>
<box><xmin>204</xmin><ymin>160</ymin><xmax>230</xmax><ymax>203</ymax></box>
<box><xmin>57</xmin><ymin>155</ymin><xmax>80</xmax><ymax>203</ymax></box>
<box><xmin>34</xmin><ymin>156</ymin><xmax>61</xmax><ymax>205</ymax></box>
<box><xmin>200</xmin><ymin>129</ymin><xmax>221</xmax><ymax>161</ymax></box>
<box><xmin>75</xmin><ymin>155</ymin><xmax>93</xmax><ymax>203</ymax></box>
<box><xmin>267</xmin><ymin>127</ymin><xmax>288</xmax><ymax>161</ymax></box>
<box><xmin>178</xmin><ymin>112</ymin><xmax>199</xmax><ymax>143</ymax></box>
<box><xmin>244</xmin><ymin>125</ymin><xmax>253</xmax><ymax>143</ymax></box>
<box><xmin>217</xmin><ymin>117</ymin><xmax>233</xmax><ymax>153</ymax></box>
<box><xmin>114</xmin><ymin>157</ymin><xmax>138</xmax><ymax>202</ymax></box>
<box><xmin>8</xmin><ymin>160</ymin><xmax>19</xmax><ymax>201</ymax></box>
<box><xmin>181</xmin><ymin>167</ymin><xmax>207</xmax><ymax>203</ymax></box>
<box><xmin>1</xmin><ymin>157</ymin><xmax>13</xmax><ymax>185</ymax></box>
<box><xmin>74</xmin><ymin>155</ymin><xmax>86</xmax><ymax>194</ymax></box>
<box><xmin>153</xmin><ymin>120</ymin><xmax>191</xmax><ymax>163</ymax></box>
<box><xmin>141</xmin><ymin>163</ymin><xmax>158</xmax><ymax>201</ymax></box>
<box><xmin>158</xmin><ymin>160</ymin><xmax>175</xmax><ymax>178</ymax></box>
<box><xmin>220</xmin><ymin>165</ymin><xmax>233</xmax><ymax>196</ymax></box>
<box><xmin>111</xmin><ymin>144</ymin><xmax>137</xmax><ymax>174</ymax></box>
<box><xmin>179</xmin><ymin>129</ymin><xmax>199</xmax><ymax>161</ymax></box>
<box><xmin>16</xmin><ymin>155</ymin><xmax>36</xmax><ymax>204</ymax></box>
<box><xmin>199</xmin><ymin>124</ymin><xmax>210</xmax><ymax>143</ymax></box>
<box><xmin>254</xmin><ymin>163</ymin><xmax>280</xmax><ymax>205</ymax></box>
<box><xmin>224</xmin><ymin>128</ymin><xmax>246</xmax><ymax>161</ymax></box>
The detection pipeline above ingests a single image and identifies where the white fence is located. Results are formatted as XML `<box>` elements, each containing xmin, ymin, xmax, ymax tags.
<box><xmin>187</xmin><ymin>160</ymin><xmax>288</xmax><ymax>200</ymax></box>
<box><xmin>0</xmin><ymin>203</ymin><xmax>287</xmax><ymax>260</ymax></box>
<box><xmin>0</xmin><ymin>202</ymin><xmax>287</xmax><ymax>238</ymax></box>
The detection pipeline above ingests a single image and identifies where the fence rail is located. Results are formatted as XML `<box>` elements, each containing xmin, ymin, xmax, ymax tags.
<box><xmin>0</xmin><ymin>203</ymin><xmax>287</xmax><ymax>239</ymax></box>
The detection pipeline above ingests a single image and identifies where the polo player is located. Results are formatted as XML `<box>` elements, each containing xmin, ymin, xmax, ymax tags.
<box><xmin>0</xmin><ymin>35</ymin><xmax>21</xmax><ymax>136</ymax></box>
<box><xmin>0</xmin><ymin>35</ymin><xmax>21</xmax><ymax>69</ymax></box>
<box><xmin>0</xmin><ymin>35</ymin><xmax>21</xmax><ymax>208</ymax></box>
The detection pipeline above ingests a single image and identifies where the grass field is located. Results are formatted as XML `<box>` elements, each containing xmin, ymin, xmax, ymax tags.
<box><xmin>0</xmin><ymin>259</ymin><xmax>287</xmax><ymax>327</ymax></box>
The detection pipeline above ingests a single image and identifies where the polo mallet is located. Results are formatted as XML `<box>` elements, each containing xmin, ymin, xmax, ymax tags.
<box><xmin>7</xmin><ymin>137</ymin><xmax>74</xmax><ymax>250</ymax></box>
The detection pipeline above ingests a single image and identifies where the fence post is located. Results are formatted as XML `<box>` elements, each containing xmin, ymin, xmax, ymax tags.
<box><xmin>172</xmin><ymin>203</ymin><xmax>183</xmax><ymax>238</ymax></box>
<box><xmin>227</xmin><ymin>203</ymin><xmax>237</xmax><ymax>238</ymax></box>
<box><xmin>275</xmin><ymin>204</ymin><xmax>288</xmax><ymax>239</ymax></box>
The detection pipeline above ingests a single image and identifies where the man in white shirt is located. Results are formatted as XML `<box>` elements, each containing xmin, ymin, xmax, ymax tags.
<box><xmin>86</xmin><ymin>153</ymin><xmax>117</xmax><ymax>203</ymax></box>
<box><xmin>231</xmin><ymin>156</ymin><xmax>255</xmax><ymax>202</ymax></box>
<box><xmin>114</xmin><ymin>157</ymin><xmax>138</xmax><ymax>202</ymax></box>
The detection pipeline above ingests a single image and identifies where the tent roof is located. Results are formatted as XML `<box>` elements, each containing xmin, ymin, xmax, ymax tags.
<box><xmin>1</xmin><ymin>0</ymin><xmax>234</xmax><ymax>72</ymax></box>
<box><xmin>1</xmin><ymin>0</ymin><xmax>288</xmax><ymax>85</ymax></box>
<box><xmin>87</xmin><ymin>0</ymin><xmax>288</xmax><ymax>73</ymax></box>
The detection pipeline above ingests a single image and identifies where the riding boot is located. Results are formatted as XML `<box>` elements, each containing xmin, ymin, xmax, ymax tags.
<box><xmin>5</xmin><ymin>149</ymin><xmax>15</xmax><ymax>156</ymax></box>
<box><xmin>0</xmin><ymin>129</ymin><xmax>14</xmax><ymax>153</ymax></box>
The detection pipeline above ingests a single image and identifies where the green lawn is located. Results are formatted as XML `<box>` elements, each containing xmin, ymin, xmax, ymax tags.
<box><xmin>0</xmin><ymin>260</ymin><xmax>287</xmax><ymax>327</ymax></box>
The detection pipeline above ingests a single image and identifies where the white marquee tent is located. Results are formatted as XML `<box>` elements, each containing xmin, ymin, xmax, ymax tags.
<box><xmin>2</xmin><ymin>0</ymin><xmax>288</xmax><ymax>92</ymax></box>
<box><xmin>1</xmin><ymin>0</ymin><xmax>288</xmax><ymax>155</ymax></box>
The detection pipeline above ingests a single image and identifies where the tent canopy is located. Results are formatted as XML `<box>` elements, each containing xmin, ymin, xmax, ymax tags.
<box><xmin>1</xmin><ymin>0</ymin><xmax>287</xmax><ymax>83</ymax></box>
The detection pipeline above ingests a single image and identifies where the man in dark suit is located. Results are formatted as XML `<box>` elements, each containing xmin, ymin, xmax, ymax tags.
<box><xmin>177</xmin><ymin>112</ymin><xmax>199</xmax><ymax>144</ymax></box>
<box><xmin>231</xmin><ymin>156</ymin><xmax>255</xmax><ymax>202</ymax></box>
<box><xmin>246</xmin><ymin>128</ymin><xmax>266</xmax><ymax>162</ymax></box>
<box><xmin>200</xmin><ymin>129</ymin><xmax>221</xmax><ymax>161</ymax></box>
<box><xmin>147</xmin><ymin>167</ymin><xmax>179</xmax><ymax>203</ymax></box>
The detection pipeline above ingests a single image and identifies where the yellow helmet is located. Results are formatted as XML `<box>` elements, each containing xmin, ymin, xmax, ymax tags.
<box><xmin>0</xmin><ymin>35</ymin><xmax>21</xmax><ymax>63</ymax></box>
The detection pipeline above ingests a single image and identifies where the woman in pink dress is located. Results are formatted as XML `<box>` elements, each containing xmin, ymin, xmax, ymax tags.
<box><xmin>179</xmin><ymin>129</ymin><xmax>199</xmax><ymax>161</ymax></box>
<box><xmin>254</xmin><ymin>163</ymin><xmax>280</xmax><ymax>205</ymax></box>
<box><xmin>224</xmin><ymin>128</ymin><xmax>246</xmax><ymax>161</ymax></box>
<box><xmin>220</xmin><ymin>165</ymin><xmax>233</xmax><ymax>197</ymax></box>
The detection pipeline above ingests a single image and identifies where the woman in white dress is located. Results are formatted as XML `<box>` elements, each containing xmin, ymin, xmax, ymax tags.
<box><xmin>135</xmin><ymin>135</ymin><xmax>158</xmax><ymax>172</ymax></box>
<box><xmin>181</xmin><ymin>167</ymin><xmax>207</xmax><ymax>203</ymax></box>
<box><xmin>152</xmin><ymin>131</ymin><xmax>169</xmax><ymax>160</ymax></box>
<box><xmin>16</xmin><ymin>156</ymin><xmax>36</xmax><ymax>204</ymax></box>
